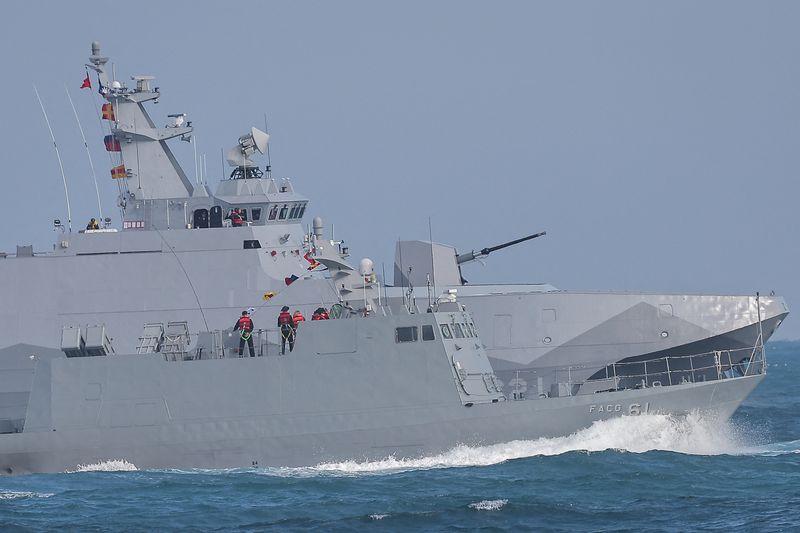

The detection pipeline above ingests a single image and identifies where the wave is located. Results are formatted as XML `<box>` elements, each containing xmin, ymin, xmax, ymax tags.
<box><xmin>468</xmin><ymin>499</ymin><xmax>508</xmax><ymax>511</ymax></box>
<box><xmin>0</xmin><ymin>491</ymin><xmax>54</xmax><ymax>500</ymax></box>
<box><xmin>297</xmin><ymin>411</ymin><xmax>747</xmax><ymax>475</ymax></box>
<box><xmin>70</xmin><ymin>459</ymin><xmax>138</xmax><ymax>473</ymax></box>
<box><xmin>742</xmin><ymin>438</ymin><xmax>800</xmax><ymax>457</ymax></box>
<box><xmin>107</xmin><ymin>414</ymin><xmax>797</xmax><ymax>478</ymax></box>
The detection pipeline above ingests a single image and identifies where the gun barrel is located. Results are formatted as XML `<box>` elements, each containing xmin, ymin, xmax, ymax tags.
<box><xmin>456</xmin><ymin>231</ymin><xmax>546</xmax><ymax>264</ymax></box>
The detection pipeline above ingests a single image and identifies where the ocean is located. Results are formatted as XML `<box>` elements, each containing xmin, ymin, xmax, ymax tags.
<box><xmin>0</xmin><ymin>343</ymin><xmax>797</xmax><ymax>532</ymax></box>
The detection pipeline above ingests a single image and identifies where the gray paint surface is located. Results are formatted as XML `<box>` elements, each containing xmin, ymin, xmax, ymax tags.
<box><xmin>0</xmin><ymin>35</ymin><xmax>789</xmax><ymax>472</ymax></box>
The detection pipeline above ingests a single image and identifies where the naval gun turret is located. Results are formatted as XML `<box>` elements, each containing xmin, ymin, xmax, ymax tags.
<box><xmin>394</xmin><ymin>231</ymin><xmax>547</xmax><ymax>288</ymax></box>
<box><xmin>455</xmin><ymin>232</ymin><xmax>546</xmax><ymax>265</ymax></box>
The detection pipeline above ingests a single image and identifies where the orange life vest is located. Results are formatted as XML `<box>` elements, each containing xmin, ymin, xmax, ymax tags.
<box><xmin>237</xmin><ymin>316</ymin><xmax>253</xmax><ymax>332</ymax></box>
<box><xmin>278</xmin><ymin>311</ymin><xmax>293</xmax><ymax>327</ymax></box>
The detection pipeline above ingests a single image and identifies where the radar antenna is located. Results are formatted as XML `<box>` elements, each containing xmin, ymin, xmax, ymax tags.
<box><xmin>226</xmin><ymin>127</ymin><xmax>270</xmax><ymax>179</ymax></box>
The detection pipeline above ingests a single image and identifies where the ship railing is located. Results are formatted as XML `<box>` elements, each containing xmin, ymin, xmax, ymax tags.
<box><xmin>177</xmin><ymin>326</ymin><xmax>322</xmax><ymax>360</ymax></box>
<box><xmin>498</xmin><ymin>344</ymin><xmax>766</xmax><ymax>401</ymax></box>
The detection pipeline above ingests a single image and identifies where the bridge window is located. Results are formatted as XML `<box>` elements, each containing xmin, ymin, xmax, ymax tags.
<box><xmin>298</xmin><ymin>203</ymin><xmax>307</xmax><ymax>218</ymax></box>
<box><xmin>193</xmin><ymin>208</ymin><xmax>209</xmax><ymax>229</ymax></box>
<box><xmin>278</xmin><ymin>204</ymin><xmax>288</xmax><ymax>220</ymax></box>
<box><xmin>453</xmin><ymin>324</ymin><xmax>465</xmax><ymax>338</ymax></box>
<box><xmin>395</xmin><ymin>326</ymin><xmax>418</xmax><ymax>343</ymax></box>
<box><xmin>289</xmin><ymin>204</ymin><xmax>299</xmax><ymax>219</ymax></box>
<box><xmin>422</xmin><ymin>325</ymin><xmax>435</xmax><ymax>341</ymax></box>
<box><xmin>268</xmin><ymin>205</ymin><xmax>278</xmax><ymax>220</ymax></box>
<box><xmin>209</xmin><ymin>206</ymin><xmax>223</xmax><ymax>228</ymax></box>
<box><xmin>252</xmin><ymin>208</ymin><xmax>262</xmax><ymax>221</ymax></box>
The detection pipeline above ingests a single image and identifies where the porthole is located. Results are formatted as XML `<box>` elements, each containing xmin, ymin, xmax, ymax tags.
<box><xmin>660</xmin><ymin>331</ymin><xmax>669</xmax><ymax>338</ymax></box>
<box><xmin>441</xmin><ymin>324</ymin><xmax>452</xmax><ymax>339</ymax></box>
<box><xmin>543</xmin><ymin>336</ymin><xmax>552</xmax><ymax>344</ymax></box>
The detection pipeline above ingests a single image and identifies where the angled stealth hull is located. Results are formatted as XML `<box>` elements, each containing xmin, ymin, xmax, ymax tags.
<box><xmin>0</xmin><ymin>310</ymin><xmax>766</xmax><ymax>475</ymax></box>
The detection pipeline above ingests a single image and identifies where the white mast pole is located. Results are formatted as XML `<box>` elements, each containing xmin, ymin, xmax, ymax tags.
<box><xmin>66</xmin><ymin>86</ymin><xmax>103</xmax><ymax>221</ymax></box>
<box><xmin>35</xmin><ymin>85</ymin><xmax>72</xmax><ymax>232</ymax></box>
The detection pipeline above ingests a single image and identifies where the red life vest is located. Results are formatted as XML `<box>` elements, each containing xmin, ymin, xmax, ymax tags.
<box><xmin>278</xmin><ymin>311</ymin><xmax>293</xmax><ymax>327</ymax></box>
<box><xmin>319</xmin><ymin>311</ymin><xmax>329</xmax><ymax>320</ymax></box>
<box><xmin>237</xmin><ymin>316</ymin><xmax>253</xmax><ymax>332</ymax></box>
<box><xmin>293</xmin><ymin>313</ymin><xmax>305</xmax><ymax>326</ymax></box>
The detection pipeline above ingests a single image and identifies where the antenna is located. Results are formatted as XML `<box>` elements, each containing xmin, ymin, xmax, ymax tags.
<box><xmin>263</xmin><ymin>113</ymin><xmax>273</xmax><ymax>178</ymax></box>
<box><xmin>428</xmin><ymin>216</ymin><xmax>436</xmax><ymax>307</ymax></box>
<box><xmin>65</xmin><ymin>86</ymin><xmax>103</xmax><ymax>220</ymax></box>
<box><xmin>225</xmin><ymin>127</ymin><xmax>269</xmax><ymax>179</ymax></box>
<box><xmin>193</xmin><ymin>135</ymin><xmax>199</xmax><ymax>184</ymax></box>
<box><xmin>34</xmin><ymin>85</ymin><xmax>72</xmax><ymax>232</ymax></box>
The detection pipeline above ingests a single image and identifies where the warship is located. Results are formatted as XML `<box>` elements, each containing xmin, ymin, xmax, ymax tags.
<box><xmin>0</xmin><ymin>43</ymin><xmax>786</xmax><ymax>474</ymax></box>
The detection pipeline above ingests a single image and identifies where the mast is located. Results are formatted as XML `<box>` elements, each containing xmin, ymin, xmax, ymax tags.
<box><xmin>86</xmin><ymin>42</ymin><xmax>195</xmax><ymax>202</ymax></box>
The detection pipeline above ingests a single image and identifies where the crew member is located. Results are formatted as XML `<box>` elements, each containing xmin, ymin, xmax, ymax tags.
<box><xmin>293</xmin><ymin>310</ymin><xmax>306</xmax><ymax>327</ymax></box>
<box><xmin>233</xmin><ymin>310</ymin><xmax>256</xmax><ymax>357</ymax></box>
<box><xmin>278</xmin><ymin>305</ymin><xmax>294</xmax><ymax>354</ymax></box>
<box><xmin>230</xmin><ymin>208</ymin><xmax>244</xmax><ymax>227</ymax></box>
<box><xmin>86</xmin><ymin>218</ymin><xmax>99</xmax><ymax>230</ymax></box>
<box><xmin>312</xmin><ymin>307</ymin><xmax>330</xmax><ymax>320</ymax></box>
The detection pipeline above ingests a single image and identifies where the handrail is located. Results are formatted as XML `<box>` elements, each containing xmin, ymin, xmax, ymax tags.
<box><xmin>500</xmin><ymin>341</ymin><xmax>766</xmax><ymax>401</ymax></box>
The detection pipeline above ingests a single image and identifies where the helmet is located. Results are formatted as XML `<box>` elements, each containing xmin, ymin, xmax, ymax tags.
<box><xmin>281</xmin><ymin>306</ymin><xmax>289</xmax><ymax>312</ymax></box>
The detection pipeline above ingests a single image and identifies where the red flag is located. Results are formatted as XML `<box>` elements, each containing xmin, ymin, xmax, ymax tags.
<box><xmin>101</xmin><ymin>103</ymin><xmax>115</xmax><ymax>121</ymax></box>
<box><xmin>303</xmin><ymin>251</ymin><xmax>320</xmax><ymax>270</ymax></box>
<box><xmin>80</xmin><ymin>75</ymin><xmax>91</xmax><ymax>89</ymax></box>
<box><xmin>110</xmin><ymin>165</ymin><xmax>127</xmax><ymax>179</ymax></box>
<box><xmin>104</xmin><ymin>135</ymin><xmax>121</xmax><ymax>152</ymax></box>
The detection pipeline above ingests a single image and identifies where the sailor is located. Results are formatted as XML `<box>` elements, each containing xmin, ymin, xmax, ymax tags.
<box><xmin>229</xmin><ymin>208</ymin><xmax>244</xmax><ymax>227</ymax></box>
<box><xmin>292</xmin><ymin>310</ymin><xmax>305</xmax><ymax>347</ymax></box>
<box><xmin>278</xmin><ymin>306</ymin><xmax>294</xmax><ymax>354</ymax></box>
<box><xmin>86</xmin><ymin>218</ymin><xmax>99</xmax><ymax>230</ymax></box>
<box><xmin>312</xmin><ymin>307</ymin><xmax>330</xmax><ymax>320</ymax></box>
<box><xmin>233</xmin><ymin>310</ymin><xmax>256</xmax><ymax>357</ymax></box>
<box><xmin>293</xmin><ymin>310</ymin><xmax>305</xmax><ymax>327</ymax></box>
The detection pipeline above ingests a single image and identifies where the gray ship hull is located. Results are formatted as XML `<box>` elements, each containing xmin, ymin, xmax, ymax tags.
<box><xmin>0</xmin><ymin>313</ymin><xmax>765</xmax><ymax>474</ymax></box>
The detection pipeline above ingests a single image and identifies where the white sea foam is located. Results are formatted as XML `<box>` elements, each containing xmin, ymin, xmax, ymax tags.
<box><xmin>71</xmin><ymin>459</ymin><xmax>138</xmax><ymax>472</ymax></box>
<box><xmin>299</xmin><ymin>412</ymin><xmax>749</xmax><ymax>475</ymax></box>
<box><xmin>369</xmin><ymin>514</ymin><xmax>389</xmax><ymax>520</ymax></box>
<box><xmin>742</xmin><ymin>438</ymin><xmax>800</xmax><ymax>457</ymax></box>
<box><xmin>0</xmin><ymin>491</ymin><xmax>54</xmax><ymax>500</ymax></box>
<box><xmin>468</xmin><ymin>499</ymin><xmax>508</xmax><ymax>511</ymax></box>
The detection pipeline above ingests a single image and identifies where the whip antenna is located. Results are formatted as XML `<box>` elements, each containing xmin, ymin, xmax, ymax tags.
<box><xmin>35</xmin><ymin>85</ymin><xmax>72</xmax><ymax>232</ymax></box>
<box><xmin>65</xmin><ymin>86</ymin><xmax>103</xmax><ymax>220</ymax></box>
<box><xmin>263</xmin><ymin>113</ymin><xmax>272</xmax><ymax>178</ymax></box>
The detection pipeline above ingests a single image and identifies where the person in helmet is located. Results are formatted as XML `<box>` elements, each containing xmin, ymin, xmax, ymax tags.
<box><xmin>86</xmin><ymin>218</ymin><xmax>99</xmax><ymax>230</ymax></box>
<box><xmin>233</xmin><ymin>310</ymin><xmax>256</xmax><ymax>357</ymax></box>
<box><xmin>277</xmin><ymin>306</ymin><xmax>294</xmax><ymax>354</ymax></box>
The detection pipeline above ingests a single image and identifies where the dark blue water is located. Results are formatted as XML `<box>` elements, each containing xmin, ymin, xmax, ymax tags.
<box><xmin>1</xmin><ymin>343</ymin><xmax>797</xmax><ymax>532</ymax></box>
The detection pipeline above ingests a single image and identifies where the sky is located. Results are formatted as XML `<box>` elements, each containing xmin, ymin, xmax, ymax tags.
<box><xmin>1</xmin><ymin>1</ymin><xmax>798</xmax><ymax>338</ymax></box>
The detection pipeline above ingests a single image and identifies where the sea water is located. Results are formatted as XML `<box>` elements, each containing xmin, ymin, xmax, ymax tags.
<box><xmin>0</xmin><ymin>343</ymin><xmax>797</xmax><ymax>532</ymax></box>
